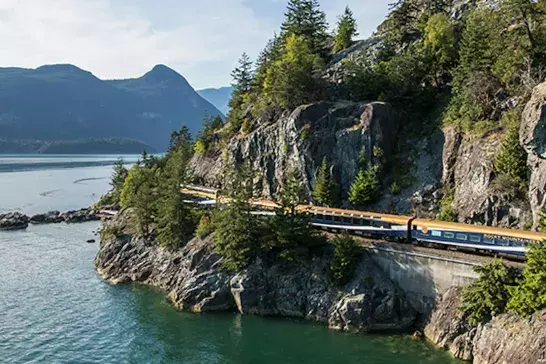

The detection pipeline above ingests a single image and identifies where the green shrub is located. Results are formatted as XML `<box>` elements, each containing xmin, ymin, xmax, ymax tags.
<box><xmin>299</xmin><ymin>123</ymin><xmax>311</xmax><ymax>141</ymax></box>
<box><xmin>312</xmin><ymin>158</ymin><xmax>338</xmax><ymax>207</ymax></box>
<box><xmin>328</xmin><ymin>235</ymin><xmax>361</xmax><ymax>286</ymax></box>
<box><xmin>460</xmin><ymin>258</ymin><xmax>519</xmax><ymax>326</ymax></box>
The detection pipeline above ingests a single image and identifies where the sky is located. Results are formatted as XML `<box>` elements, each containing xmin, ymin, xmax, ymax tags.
<box><xmin>0</xmin><ymin>0</ymin><xmax>391</xmax><ymax>90</ymax></box>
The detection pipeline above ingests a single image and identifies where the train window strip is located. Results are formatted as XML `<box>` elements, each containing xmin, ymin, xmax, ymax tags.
<box><xmin>443</xmin><ymin>232</ymin><xmax>455</xmax><ymax>239</ymax></box>
<box><xmin>470</xmin><ymin>235</ymin><xmax>481</xmax><ymax>243</ymax></box>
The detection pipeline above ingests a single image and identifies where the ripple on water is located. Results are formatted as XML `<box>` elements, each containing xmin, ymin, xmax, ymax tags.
<box><xmin>0</xmin><ymin>223</ymin><xmax>462</xmax><ymax>364</ymax></box>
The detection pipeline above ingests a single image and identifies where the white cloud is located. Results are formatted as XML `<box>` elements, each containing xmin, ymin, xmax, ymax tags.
<box><xmin>0</xmin><ymin>0</ymin><xmax>389</xmax><ymax>89</ymax></box>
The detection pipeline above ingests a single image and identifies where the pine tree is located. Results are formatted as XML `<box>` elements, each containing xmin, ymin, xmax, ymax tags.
<box><xmin>348</xmin><ymin>166</ymin><xmax>379</xmax><ymax>206</ymax></box>
<box><xmin>461</xmin><ymin>258</ymin><xmax>519</xmax><ymax>326</ymax></box>
<box><xmin>507</xmin><ymin>244</ymin><xmax>546</xmax><ymax>316</ymax></box>
<box><xmin>312</xmin><ymin>158</ymin><xmax>337</xmax><ymax>206</ymax></box>
<box><xmin>280</xmin><ymin>168</ymin><xmax>305</xmax><ymax>214</ymax></box>
<box><xmin>227</xmin><ymin>53</ymin><xmax>254</xmax><ymax>132</ymax></box>
<box><xmin>281</xmin><ymin>0</ymin><xmax>328</xmax><ymax>53</ymax></box>
<box><xmin>120</xmin><ymin>164</ymin><xmax>157</xmax><ymax>237</ymax></box>
<box><xmin>156</xmin><ymin>128</ymin><xmax>196</xmax><ymax>247</ymax></box>
<box><xmin>333</xmin><ymin>6</ymin><xmax>358</xmax><ymax>53</ymax></box>
<box><xmin>110</xmin><ymin>158</ymin><xmax>128</xmax><ymax>195</ymax></box>
<box><xmin>253</xmin><ymin>34</ymin><xmax>284</xmax><ymax>93</ymax></box>
<box><xmin>264</xmin><ymin>33</ymin><xmax>325</xmax><ymax>108</ymax></box>
<box><xmin>494</xmin><ymin>115</ymin><xmax>529</xmax><ymax>189</ymax></box>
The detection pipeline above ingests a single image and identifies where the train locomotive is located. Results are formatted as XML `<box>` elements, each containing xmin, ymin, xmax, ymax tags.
<box><xmin>181</xmin><ymin>185</ymin><xmax>546</xmax><ymax>257</ymax></box>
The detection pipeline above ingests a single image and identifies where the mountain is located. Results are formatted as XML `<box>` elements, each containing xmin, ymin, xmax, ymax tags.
<box><xmin>0</xmin><ymin>64</ymin><xmax>223</xmax><ymax>152</ymax></box>
<box><xmin>197</xmin><ymin>86</ymin><xmax>233</xmax><ymax>115</ymax></box>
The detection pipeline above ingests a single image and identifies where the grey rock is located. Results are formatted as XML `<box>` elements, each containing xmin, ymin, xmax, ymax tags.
<box><xmin>189</xmin><ymin>101</ymin><xmax>400</xmax><ymax>202</ymax></box>
<box><xmin>30</xmin><ymin>211</ymin><xmax>63</xmax><ymax>224</ymax></box>
<box><xmin>0</xmin><ymin>212</ymin><xmax>29</xmax><ymax>230</ymax></box>
<box><xmin>61</xmin><ymin>208</ymin><xmax>100</xmax><ymax>223</ymax></box>
<box><xmin>425</xmin><ymin>286</ymin><xmax>546</xmax><ymax>363</ymax></box>
<box><xmin>96</xmin><ymin>210</ymin><xmax>416</xmax><ymax>333</ymax></box>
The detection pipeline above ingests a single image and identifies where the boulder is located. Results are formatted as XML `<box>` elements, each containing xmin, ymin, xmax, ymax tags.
<box><xmin>61</xmin><ymin>208</ymin><xmax>100</xmax><ymax>223</ymax></box>
<box><xmin>30</xmin><ymin>211</ymin><xmax>63</xmax><ymax>224</ymax></box>
<box><xmin>0</xmin><ymin>212</ymin><xmax>29</xmax><ymax>230</ymax></box>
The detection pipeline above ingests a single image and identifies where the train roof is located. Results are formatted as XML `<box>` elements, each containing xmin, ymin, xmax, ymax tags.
<box><xmin>304</xmin><ymin>205</ymin><xmax>413</xmax><ymax>225</ymax></box>
<box><xmin>413</xmin><ymin>218</ymin><xmax>546</xmax><ymax>241</ymax></box>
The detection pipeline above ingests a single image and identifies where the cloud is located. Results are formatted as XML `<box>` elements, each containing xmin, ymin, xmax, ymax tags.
<box><xmin>0</xmin><ymin>0</ymin><xmax>389</xmax><ymax>89</ymax></box>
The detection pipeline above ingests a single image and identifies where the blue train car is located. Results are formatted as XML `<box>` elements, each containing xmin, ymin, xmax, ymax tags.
<box><xmin>411</xmin><ymin>219</ymin><xmax>546</xmax><ymax>256</ymax></box>
<box><xmin>304</xmin><ymin>206</ymin><xmax>413</xmax><ymax>240</ymax></box>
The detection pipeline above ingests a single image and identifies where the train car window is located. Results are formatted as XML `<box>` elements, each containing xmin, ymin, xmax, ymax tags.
<box><xmin>431</xmin><ymin>230</ymin><xmax>441</xmax><ymax>237</ymax></box>
<box><xmin>343</xmin><ymin>217</ymin><xmax>351</xmax><ymax>224</ymax></box>
<box><xmin>334</xmin><ymin>216</ymin><xmax>342</xmax><ymax>222</ymax></box>
<box><xmin>470</xmin><ymin>235</ymin><xmax>481</xmax><ymax>243</ymax></box>
<box><xmin>443</xmin><ymin>232</ymin><xmax>455</xmax><ymax>239</ymax></box>
<box><xmin>483</xmin><ymin>237</ymin><xmax>495</xmax><ymax>244</ymax></box>
<box><xmin>456</xmin><ymin>234</ymin><xmax>468</xmax><ymax>241</ymax></box>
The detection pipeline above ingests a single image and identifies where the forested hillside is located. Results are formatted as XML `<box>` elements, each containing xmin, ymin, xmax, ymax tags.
<box><xmin>189</xmin><ymin>0</ymin><xmax>546</xmax><ymax>230</ymax></box>
<box><xmin>0</xmin><ymin>64</ymin><xmax>222</xmax><ymax>152</ymax></box>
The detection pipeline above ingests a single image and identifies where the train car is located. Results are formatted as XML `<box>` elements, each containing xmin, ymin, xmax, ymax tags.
<box><xmin>303</xmin><ymin>205</ymin><xmax>413</xmax><ymax>241</ymax></box>
<box><xmin>180</xmin><ymin>185</ymin><xmax>219</xmax><ymax>201</ymax></box>
<box><xmin>411</xmin><ymin>218</ymin><xmax>546</xmax><ymax>256</ymax></box>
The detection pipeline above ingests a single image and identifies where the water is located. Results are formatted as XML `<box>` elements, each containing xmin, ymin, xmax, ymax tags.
<box><xmin>0</xmin><ymin>156</ymin><xmax>461</xmax><ymax>363</ymax></box>
<box><xmin>0</xmin><ymin>155</ymin><xmax>139</xmax><ymax>214</ymax></box>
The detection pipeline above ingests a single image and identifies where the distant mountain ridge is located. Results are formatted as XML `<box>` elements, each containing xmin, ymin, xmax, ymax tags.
<box><xmin>197</xmin><ymin>86</ymin><xmax>233</xmax><ymax>115</ymax></box>
<box><xmin>0</xmin><ymin>64</ymin><xmax>223</xmax><ymax>152</ymax></box>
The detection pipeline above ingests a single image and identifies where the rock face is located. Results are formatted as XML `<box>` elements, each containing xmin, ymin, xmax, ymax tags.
<box><xmin>0</xmin><ymin>212</ymin><xmax>29</xmax><ymax>230</ymax></box>
<box><xmin>29</xmin><ymin>208</ymin><xmax>101</xmax><ymax>225</ymax></box>
<box><xmin>425</xmin><ymin>287</ymin><xmax>546</xmax><ymax>363</ymax></box>
<box><xmin>95</xmin><ymin>209</ymin><xmax>416</xmax><ymax>332</ymax></box>
<box><xmin>521</xmin><ymin>82</ymin><xmax>546</xmax><ymax>230</ymax></box>
<box><xmin>190</xmin><ymin>101</ymin><xmax>400</xmax><ymax>201</ymax></box>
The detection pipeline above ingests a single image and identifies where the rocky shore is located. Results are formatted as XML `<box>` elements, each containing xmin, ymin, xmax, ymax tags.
<box><xmin>95</xmin><ymin>209</ymin><xmax>416</xmax><ymax>334</ymax></box>
<box><xmin>0</xmin><ymin>208</ymin><xmax>103</xmax><ymax>231</ymax></box>
<box><xmin>425</xmin><ymin>287</ymin><xmax>546</xmax><ymax>363</ymax></box>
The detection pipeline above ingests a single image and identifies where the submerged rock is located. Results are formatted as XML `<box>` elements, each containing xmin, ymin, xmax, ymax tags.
<box><xmin>95</xmin><ymin>210</ymin><xmax>416</xmax><ymax>333</ymax></box>
<box><xmin>0</xmin><ymin>212</ymin><xmax>29</xmax><ymax>231</ymax></box>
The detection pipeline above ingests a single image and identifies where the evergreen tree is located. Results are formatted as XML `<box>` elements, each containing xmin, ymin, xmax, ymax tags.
<box><xmin>264</xmin><ymin>33</ymin><xmax>325</xmax><ymax>108</ymax></box>
<box><xmin>281</xmin><ymin>0</ymin><xmax>328</xmax><ymax>53</ymax></box>
<box><xmin>507</xmin><ymin>244</ymin><xmax>546</xmax><ymax>316</ymax></box>
<box><xmin>348</xmin><ymin>166</ymin><xmax>379</xmax><ymax>206</ymax></box>
<box><xmin>423</xmin><ymin>13</ymin><xmax>457</xmax><ymax>83</ymax></box>
<box><xmin>333</xmin><ymin>6</ymin><xmax>358</xmax><ymax>53</ymax></box>
<box><xmin>328</xmin><ymin>235</ymin><xmax>361</xmax><ymax>286</ymax></box>
<box><xmin>494</xmin><ymin>114</ymin><xmax>529</xmax><ymax>189</ymax></box>
<box><xmin>312</xmin><ymin>158</ymin><xmax>337</xmax><ymax>206</ymax></box>
<box><xmin>156</xmin><ymin>128</ymin><xmax>197</xmax><ymax>247</ymax></box>
<box><xmin>280</xmin><ymin>168</ymin><xmax>305</xmax><ymax>214</ymax></box>
<box><xmin>253</xmin><ymin>34</ymin><xmax>283</xmax><ymax>93</ymax></box>
<box><xmin>120</xmin><ymin>163</ymin><xmax>157</xmax><ymax>237</ymax></box>
<box><xmin>110</xmin><ymin>158</ymin><xmax>128</xmax><ymax>193</ymax></box>
<box><xmin>227</xmin><ymin>53</ymin><xmax>254</xmax><ymax>132</ymax></box>
<box><xmin>213</xmin><ymin>162</ymin><xmax>262</xmax><ymax>271</ymax></box>
<box><xmin>461</xmin><ymin>258</ymin><xmax>519</xmax><ymax>326</ymax></box>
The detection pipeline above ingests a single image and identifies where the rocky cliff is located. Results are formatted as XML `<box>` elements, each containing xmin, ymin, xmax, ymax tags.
<box><xmin>425</xmin><ymin>287</ymin><xmax>546</xmax><ymax>363</ymax></box>
<box><xmin>95</xmin><ymin>209</ymin><xmax>416</xmax><ymax>333</ymax></box>
<box><xmin>190</xmin><ymin>78</ymin><xmax>546</xmax><ymax>230</ymax></box>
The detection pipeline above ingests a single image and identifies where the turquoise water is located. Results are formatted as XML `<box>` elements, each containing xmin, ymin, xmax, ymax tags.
<box><xmin>0</xmin><ymin>156</ymin><xmax>461</xmax><ymax>363</ymax></box>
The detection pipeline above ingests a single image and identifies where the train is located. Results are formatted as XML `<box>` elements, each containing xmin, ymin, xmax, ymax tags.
<box><xmin>181</xmin><ymin>185</ymin><xmax>546</xmax><ymax>257</ymax></box>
